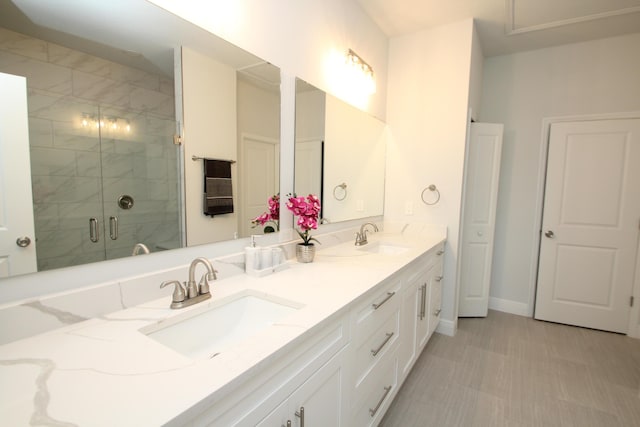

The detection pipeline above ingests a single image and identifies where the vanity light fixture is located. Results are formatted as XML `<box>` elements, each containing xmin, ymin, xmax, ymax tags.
<box><xmin>80</xmin><ymin>113</ymin><xmax>131</xmax><ymax>133</ymax></box>
<box><xmin>346</xmin><ymin>49</ymin><xmax>376</xmax><ymax>95</ymax></box>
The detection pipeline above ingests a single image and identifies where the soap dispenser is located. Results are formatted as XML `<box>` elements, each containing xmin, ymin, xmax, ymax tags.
<box><xmin>245</xmin><ymin>235</ymin><xmax>261</xmax><ymax>275</ymax></box>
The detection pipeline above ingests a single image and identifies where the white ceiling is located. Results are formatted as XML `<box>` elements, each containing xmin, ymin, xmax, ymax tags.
<box><xmin>3</xmin><ymin>0</ymin><xmax>639</xmax><ymax>75</ymax></box>
<box><xmin>356</xmin><ymin>0</ymin><xmax>640</xmax><ymax>56</ymax></box>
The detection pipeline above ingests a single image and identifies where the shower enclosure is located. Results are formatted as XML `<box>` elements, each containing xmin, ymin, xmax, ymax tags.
<box><xmin>29</xmin><ymin>98</ymin><xmax>181</xmax><ymax>271</ymax></box>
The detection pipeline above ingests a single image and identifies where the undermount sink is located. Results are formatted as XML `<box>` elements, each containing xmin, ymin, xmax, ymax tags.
<box><xmin>140</xmin><ymin>293</ymin><xmax>302</xmax><ymax>359</ymax></box>
<box><xmin>359</xmin><ymin>242</ymin><xmax>409</xmax><ymax>255</ymax></box>
<box><xmin>318</xmin><ymin>240</ymin><xmax>410</xmax><ymax>258</ymax></box>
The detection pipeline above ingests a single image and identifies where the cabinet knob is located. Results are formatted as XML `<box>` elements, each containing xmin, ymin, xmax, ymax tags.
<box><xmin>437</xmin><ymin>250</ymin><xmax>444</xmax><ymax>255</ymax></box>
<box><xmin>435</xmin><ymin>275</ymin><xmax>443</xmax><ymax>282</ymax></box>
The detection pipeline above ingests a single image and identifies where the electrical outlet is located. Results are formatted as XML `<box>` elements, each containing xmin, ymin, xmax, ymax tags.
<box><xmin>356</xmin><ymin>199</ymin><xmax>364</xmax><ymax>211</ymax></box>
<box><xmin>405</xmin><ymin>201</ymin><xmax>413</xmax><ymax>215</ymax></box>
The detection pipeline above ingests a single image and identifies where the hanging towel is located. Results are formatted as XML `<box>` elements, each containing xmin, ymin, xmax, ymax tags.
<box><xmin>203</xmin><ymin>159</ymin><xmax>234</xmax><ymax>216</ymax></box>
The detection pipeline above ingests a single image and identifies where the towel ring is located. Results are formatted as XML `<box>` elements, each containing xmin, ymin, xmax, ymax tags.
<box><xmin>421</xmin><ymin>184</ymin><xmax>440</xmax><ymax>205</ymax></box>
<box><xmin>333</xmin><ymin>183</ymin><xmax>347</xmax><ymax>201</ymax></box>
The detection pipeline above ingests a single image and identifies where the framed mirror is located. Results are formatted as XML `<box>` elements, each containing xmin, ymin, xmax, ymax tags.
<box><xmin>294</xmin><ymin>78</ymin><xmax>386</xmax><ymax>224</ymax></box>
<box><xmin>0</xmin><ymin>0</ymin><xmax>280</xmax><ymax>278</ymax></box>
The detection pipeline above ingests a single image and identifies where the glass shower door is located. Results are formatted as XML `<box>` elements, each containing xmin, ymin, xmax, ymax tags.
<box><xmin>29</xmin><ymin>96</ymin><xmax>107</xmax><ymax>271</ymax></box>
<box><xmin>98</xmin><ymin>106</ymin><xmax>180</xmax><ymax>260</ymax></box>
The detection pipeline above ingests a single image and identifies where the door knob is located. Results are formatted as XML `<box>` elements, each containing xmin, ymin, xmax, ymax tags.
<box><xmin>544</xmin><ymin>230</ymin><xmax>554</xmax><ymax>238</ymax></box>
<box><xmin>16</xmin><ymin>236</ymin><xmax>31</xmax><ymax>247</ymax></box>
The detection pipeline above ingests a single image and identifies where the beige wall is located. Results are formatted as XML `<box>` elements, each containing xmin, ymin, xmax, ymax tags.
<box><xmin>181</xmin><ymin>47</ymin><xmax>238</xmax><ymax>245</ymax></box>
<box><xmin>323</xmin><ymin>95</ymin><xmax>386</xmax><ymax>222</ymax></box>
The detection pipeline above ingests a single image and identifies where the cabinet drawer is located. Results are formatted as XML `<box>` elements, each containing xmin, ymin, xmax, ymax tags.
<box><xmin>353</xmin><ymin>279</ymin><xmax>401</xmax><ymax>343</ymax></box>
<box><xmin>423</xmin><ymin>241</ymin><xmax>445</xmax><ymax>269</ymax></box>
<box><xmin>354</xmin><ymin>308</ymin><xmax>399</xmax><ymax>387</ymax></box>
<box><xmin>352</xmin><ymin>354</ymin><xmax>398</xmax><ymax>427</ymax></box>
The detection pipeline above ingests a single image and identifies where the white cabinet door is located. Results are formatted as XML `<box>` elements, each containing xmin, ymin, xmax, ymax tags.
<box><xmin>415</xmin><ymin>263</ymin><xmax>432</xmax><ymax>351</ymax></box>
<box><xmin>398</xmin><ymin>276</ymin><xmax>419</xmax><ymax>382</ymax></box>
<box><xmin>257</xmin><ymin>347</ymin><xmax>347</xmax><ymax>427</ymax></box>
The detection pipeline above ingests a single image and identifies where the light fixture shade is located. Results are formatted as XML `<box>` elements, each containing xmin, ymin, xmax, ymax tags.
<box><xmin>345</xmin><ymin>49</ymin><xmax>376</xmax><ymax>95</ymax></box>
<box><xmin>80</xmin><ymin>114</ymin><xmax>132</xmax><ymax>133</ymax></box>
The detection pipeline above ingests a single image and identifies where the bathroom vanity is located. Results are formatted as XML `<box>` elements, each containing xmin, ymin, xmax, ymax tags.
<box><xmin>0</xmin><ymin>228</ymin><xmax>445</xmax><ymax>426</ymax></box>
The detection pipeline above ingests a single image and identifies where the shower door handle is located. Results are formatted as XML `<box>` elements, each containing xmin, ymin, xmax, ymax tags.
<box><xmin>89</xmin><ymin>218</ymin><xmax>99</xmax><ymax>243</ymax></box>
<box><xmin>109</xmin><ymin>216</ymin><xmax>118</xmax><ymax>240</ymax></box>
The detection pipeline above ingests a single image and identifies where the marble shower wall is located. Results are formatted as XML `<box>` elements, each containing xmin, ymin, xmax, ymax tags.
<box><xmin>0</xmin><ymin>27</ymin><xmax>180</xmax><ymax>271</ymax></box>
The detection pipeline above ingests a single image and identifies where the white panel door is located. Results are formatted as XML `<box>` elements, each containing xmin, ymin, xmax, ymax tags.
<box><xmin>294</xmin><ymin>139</ymin><xmax>323</xmax><ymax>198</ymax></box>
<box><xmin>0</xmin><ymin>72</ymin><xmax>37</xmax><ymax>277</ymax></box>
<box><xmin>535</xmin><ymin>119</ymin><xmax>640</xmax><ymax>333</ymax></box>
<box><xmin>458</xmin><ymin>122</ymin><xmax>503</xmax><ymax>317</ymax></box>
<box><xmin>239</xmin><ymin>134</ymin><xmax>279</xmax><ymax>236</ymax></box>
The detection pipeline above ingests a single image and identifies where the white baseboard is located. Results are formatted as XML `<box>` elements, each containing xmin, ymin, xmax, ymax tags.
<box><xmin>628</xmin><ymin>322</ymin><xmax>640</xmax><ymax>339</ymax></box>
<box><xmin>436</xmin><ymin>319</ymin><xmax>456</xmax><ymax>336</ymax></box>
<box><xmin>489</xmin><ymin>297</ymin><xmax>529</xmax><ymax>317</ymax></box>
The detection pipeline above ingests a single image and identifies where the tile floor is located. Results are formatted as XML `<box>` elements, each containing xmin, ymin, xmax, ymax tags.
<box><xmin>380</xmin><ymin>310</ymin><xmax>640</xmax><ymax>427</ymax></box>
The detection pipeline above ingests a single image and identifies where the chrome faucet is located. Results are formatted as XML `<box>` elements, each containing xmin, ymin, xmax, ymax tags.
<box><xmin>355</xmin><ymin>222</ymin><xmax>379</xmax><ymax>246</ymax></box>
<box><xmin>187</xmin><ymin>257</ymin><xmax>217</xmax><ymax>297</ymax></box>
<box><xmin>131</xmin><ymin>243</ymin><xmax>150</xmax><ymax>256</ymax></box>
<box><xmin>160</xmin><ymin>257</ymin><xmax>218</xmax><ymax>309</ymax></box>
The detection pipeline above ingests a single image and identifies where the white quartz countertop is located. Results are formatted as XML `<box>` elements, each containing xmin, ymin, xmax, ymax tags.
<box><xmin>0</xmin><ymin>231</ymin><xmax>445</xmax><ymax>426</ymax></box>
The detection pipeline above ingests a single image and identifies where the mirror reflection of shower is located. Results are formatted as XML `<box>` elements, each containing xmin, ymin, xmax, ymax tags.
<box><xmin>30</xmin><ymin>100</ymin><xmax>181</xmax><ymax>272</ymax></box>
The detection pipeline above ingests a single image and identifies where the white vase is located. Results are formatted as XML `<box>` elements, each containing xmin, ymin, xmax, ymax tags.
<box><xmin>296</xmin><ymin>243</ymin><xmax>316</xmax><ymax>263</ymax></box>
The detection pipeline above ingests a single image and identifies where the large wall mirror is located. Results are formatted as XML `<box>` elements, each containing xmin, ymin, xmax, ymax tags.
<box><xmin>0</xmin><ymin>0</ymin><xmax>280</xmax><ymax>278</ymax></box>
<box><xmin>294</xmin><ymin>79</ymin><xmax>386</xmax><ymax>224</ymax></box>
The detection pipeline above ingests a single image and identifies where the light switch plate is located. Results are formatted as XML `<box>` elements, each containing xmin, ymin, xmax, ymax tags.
<box><xmin>405</xmin><ymin>201</ymin><xmax>413</xmax><ymax>215</ymax></box>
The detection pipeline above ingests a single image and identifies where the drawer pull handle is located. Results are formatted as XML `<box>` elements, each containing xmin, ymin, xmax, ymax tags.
<box><xmin>295</xmin><ymin>406</ymin><xmax>304</xmax><ymax>427</ymax></box>
<box><xmin>369</xmin><ymin>385</ymin><xmax>392</xmax><ymax>417</ymax></box>
<box><xmin>437</xmin><ymin>250</ymin><xmax>444</xmax><ymax>255</ymax></box>
<box><xmin>434</xmin><ymin>308</ymin><xmax>441</xmax><ymax>316</ymax></box>
<box><xmin>372</xmin><ymin>292</ymin><xmax>395</xmax><ymax>310</ymax></box>
<box><xmin>419</xmin><ymin>284</ymin><xmax>426</xmax><ymax>320</ymax></box>
<box><xmin>371</xmin><ymin>332</ymin><xmax>394</xmax><ymax>356</ymax></box>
